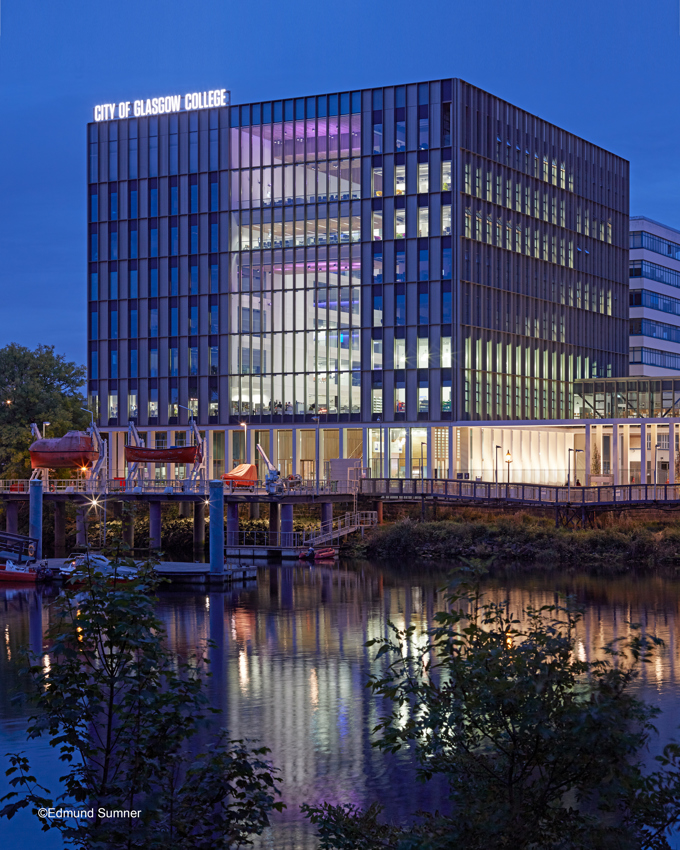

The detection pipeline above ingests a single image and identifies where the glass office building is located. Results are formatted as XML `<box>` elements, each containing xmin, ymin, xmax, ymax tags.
<box><xmin>87</xmin><ymin>79</ymin><xmax>629</xmax><ymax>479</ymax></box>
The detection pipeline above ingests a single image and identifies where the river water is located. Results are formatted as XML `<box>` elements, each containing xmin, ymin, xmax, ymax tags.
<box><xmin>2</xmin><ymin>562</ymin><xmax>680</xmax><ymax>848</ymax></box>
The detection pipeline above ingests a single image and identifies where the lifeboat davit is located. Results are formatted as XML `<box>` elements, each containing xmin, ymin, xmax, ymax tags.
<box><xmin>29</xmin><ymin>431</ymin><xmax>98</xmax><ymax>470</ymax></box>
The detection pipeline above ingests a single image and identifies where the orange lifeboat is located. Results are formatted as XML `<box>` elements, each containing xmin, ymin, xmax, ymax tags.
<box><xmin>125</xmin><ymin>445</ymin><xmax>201</xmax><ymax>464</ymax></box>
<box><xmin>29</xmin><ymin>431</ymin><xmax>98</xmax><ymax>470</ymax></box>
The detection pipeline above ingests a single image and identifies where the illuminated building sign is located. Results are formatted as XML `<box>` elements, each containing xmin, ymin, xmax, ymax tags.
<box><xmin>93</xmin><ymin>89</ymin><xmax>229</xmax><ymax>122</ymax></box>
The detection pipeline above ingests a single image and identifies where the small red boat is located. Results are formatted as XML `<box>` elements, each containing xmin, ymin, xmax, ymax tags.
<box><xmin>0</xmin><ymin>563</ymin><xmax>37</xmax><ymax>583</ymax></box>
<box><xmin>299</xmin><ymin>548</ymin><xmax>337</xmax><ymax>561</ymax></box>
<box><xmin>29</xmin><ymin>431</ymin><xmax>98</xmax><ymax>469</ymax></box>
<box><xmin>125</xmin><ymin>445</ymin><xmax>201</xmax><ymax>464</ymax></box>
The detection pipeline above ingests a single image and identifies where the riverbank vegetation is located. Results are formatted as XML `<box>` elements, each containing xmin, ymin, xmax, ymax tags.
<box><xmin>360</xmin><ymin>507</ymin><xmax>680</xmax><ymax>567</ymax></box>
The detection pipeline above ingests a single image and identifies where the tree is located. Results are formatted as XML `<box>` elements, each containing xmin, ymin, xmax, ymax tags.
<box><xmin>591</xmin><ymin>441</ymin><xmax>601</xmax><ymax>476</ymax></box>
<box><xmin>303</xmin><ymin>578</ymin><xmax>680</xmax><ymax>849</ymax></box>
<box><xmin>1</xmin><ymin>552</ymin><xmax>282</xmax><ymax>848</ymax></box>
<box><xmin>0</xmin><ymin>343</ymin><xmax>88</xmax><ymax>478</ymax></box>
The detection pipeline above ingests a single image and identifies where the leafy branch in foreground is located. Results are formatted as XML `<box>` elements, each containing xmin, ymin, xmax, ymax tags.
<box><xmin>1</xmin><ymin>551</ymin><xmax>282</xmax><ymax>849</ymax></box>
<box><xmin>303</xmin><ymin>580</ymin><xmax>680</xmax><ymax>850</ymax></box>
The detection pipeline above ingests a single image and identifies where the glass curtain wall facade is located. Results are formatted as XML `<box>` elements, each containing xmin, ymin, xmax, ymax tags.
<box><xmin>86</xmin><ymin>79</ymin><xmax>629</xmax><ymax>477</ymax></box>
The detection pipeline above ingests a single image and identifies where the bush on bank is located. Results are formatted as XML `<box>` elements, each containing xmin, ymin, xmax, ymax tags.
<box><xmin>364</xmin><ymin>513</ymin><xmax>680</xmax><ymax>566</ymax></box>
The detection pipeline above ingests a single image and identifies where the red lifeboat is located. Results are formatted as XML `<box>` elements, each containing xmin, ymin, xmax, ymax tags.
<box><xmin>29</xmin><ymin>431</ymin><xmax>98</xmax><ymax>470</ymax></box>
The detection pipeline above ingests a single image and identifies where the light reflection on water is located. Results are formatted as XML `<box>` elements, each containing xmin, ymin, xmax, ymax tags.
<box><xmin>3</xmin><ymin>564</ymin><xmax>680</xmax><ymax>848</ymax></box>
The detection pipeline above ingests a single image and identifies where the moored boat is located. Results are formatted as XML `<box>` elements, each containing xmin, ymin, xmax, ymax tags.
<box><xmin>0</xmin><ymin>562</ymin><xmax>37</xmax><ymax>583</ymax></box>
<box><xmin>29</xmin><ymin>431</ymin><xmax>98</xmax><ymax>469</ymax></box>
<box><xmin>299</xmin><ymin>548</ymin><xmax>337</xmax><ymax>561</ymax></box>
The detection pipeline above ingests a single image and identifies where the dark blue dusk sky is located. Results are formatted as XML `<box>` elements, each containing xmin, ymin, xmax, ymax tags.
<box><xmin>0</xmin><ymin>0</ymin><xmax>678</xmax><ymax>367</ymax></box>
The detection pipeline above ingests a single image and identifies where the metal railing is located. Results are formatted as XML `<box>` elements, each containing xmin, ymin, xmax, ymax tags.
<box><xmin>360</xmin><ymin>478</ymin><xmax>680</xmax><ymax>507</ymax></box>
<box><xmin>224</xmin><ymin>511</ymin><xmax>378</xmax><ymax>550</ymax></box>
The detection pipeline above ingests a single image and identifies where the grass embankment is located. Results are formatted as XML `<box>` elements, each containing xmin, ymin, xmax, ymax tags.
<box><xmin>361</xmin><ymin>510</ymin><xmax>680</xmax><ymax>567</ymax></box>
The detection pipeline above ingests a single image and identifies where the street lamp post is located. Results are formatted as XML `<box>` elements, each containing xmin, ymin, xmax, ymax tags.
<box><xmin>42</xmin><ymin>422</ymin><xmax>51</xmax><ymax>439</ymax></box>
<box><xmin>505</xmin><ymin>450</ymin><xmax>513</xmax><ymax>485</ymax></box>
<box><xmin>654</xmin><ymin>442</ymin><xmax>660</xmax><ymax>489</ymax></box>
<box><xmin>495</xmin><ymin>445</ymin><xmax>501</xmax><ymax>485</ymax></box>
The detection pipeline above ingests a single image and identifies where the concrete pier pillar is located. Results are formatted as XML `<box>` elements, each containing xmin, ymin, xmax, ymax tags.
<box><xmin>178</xmin><ymin>501</ymin><xmax>192</xmax><ymax>518</ymax></box>
<box><xmin>122</xmin><ymin>506</ymin><xmax>135</xmax><ymax>551</ymax></box>
<box><xmin>269</xmin><ymin>502</ymin><xmax>280</xmax><ymax>546</ymax></box>
<box><xmin>193</xmin><ymin>501</ymin><xmax>205</xmax><ymax>560</ymax></box>
<box><xmin>226</xmin><ymin>502</ymin><xmax>239</xmax><ymax>547</ymax></box>
<box><xmin>321</xmin><ymin>502</ymin><xmax>333</xmax><ymax>532</ymax></box>
<box><xmin>280</xmin><ymin>503</ymin><xmax>294</xmax><ymax>548</ymax></box>
<box><xmin>76</xmin><ymin>504</ymin><xmax>87</xmax><ymax>547</ymax></box>
<box><xmin>54</xmin><ymin>501</ymin><xmax>66</xmax><ymax>559</ymax></box>
<box><xmin>29</xmin><ymin>480</ymin><xmax>43</xmax><ymax>560</ymax></box>
<box><xmin>5</xmin><ymin>501</ymin><xmax>18</xmax><ymax>534</ymax></box>
<box><xmin>249</xmin><ymin>502</ymin><xmax>260</xmax><ymax>520</ymax></box>
<box><xmin>209</xmin><ymin>480</ymin><xmax>224</xmax><ymax>575</ymax></box>
<box><xmin>375</xmin><ymin>501</ymin><xmax>383</xmax><ymax>524</ymax></box>
<box><xmin>149</xmin><ymin>502</ymin><xmax>162</xmax><ymax>551</ymax></box>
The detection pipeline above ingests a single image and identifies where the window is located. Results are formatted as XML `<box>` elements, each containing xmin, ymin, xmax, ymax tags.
<box><xmin>90</xmin><ymin>193</ymin><xmax>98</xmax><ymax>222</ymax></box>
<box><xmin>108</xmin><ymin>390</ymin><xmax>118</xmax><ymax>420</ymax></box>
<box><xmin>149</xmin><ymin>348</ymin><xmax>158</xmax><ymax>377</ymax></box>
<box><xmin>418</xmin><ymin>379</ymin><xmax>429</xmax><ymax>412</ymax></box>
<box><xmin>441</xmin><ymin>248</ymin><xmax>452</xmax><ymax>283</ymax></box>
<box><xmin>371</xmin><ymin>337</ymin><xmax>383</xmax><ymax>369</ymax></box>
<box><xmin>129</xmin><ymin>225</ymin><xmax>138</xmax><ymax>258</ymax></box>
<box><xmin>149</xmin><ymin>308</ymin><xmax>158</xmax><ymax>337</ymax></box>
<box><xmin>190</xmin><ymin>305</ymin><xmax>198</xmax><ymax>334</ymax></box>
<box><xmin>209</xmin><ymin>389</ymin><xmax>219</xmax><ymax>417</ymax></box>
<box><xmin>441</xmin><ymin>336</ymin><xmax>452</xmax><ymax>367</ymax></box>
<box><xmin>442</xmin><ymin>288</ymin><xmax>452</xmax><ymax>322</ymax></box>
<box><xmin>371</xmin><ymin>383</ymin><xmax>383</xmax><ymax>414</ymax></box>
<box><xmin>418</xmin><ymin>289</ymin><xmax>429</xmax><ymax>321</ymax></box>
<box><xmin>372</xmin><ymin>211</ymin><xmax>382</xmax><ymax>241</ymax></box>
<box><xmin>373</xmin><ymin>252</ymin><xmax>383</xmax><ymax>282</ymax></box>
<box><xmin>110</xmin><ymin>230</ymin><xmax>118</xmax><ymax>260</ymax></box>
<box><xmin>418</xmin><ymin>117</ymin><xmax>429</xmax><ymax>150</ymax></box>
<box><xmin>210</xmin><ymin>305</ymin><xmax>219</xmax><ymax>334</ymax></box>
<box><xmin>372</xmin><ymin>166</ymin><xmax>383</xmax><ymax>197</ymax></box>
<box><xmin>210</xmin><ymin>345</ymin><xmax>219</xmax><ymax>375</ymax></box>
<box><xmin>189</xmin><ymin>346</ymin><xmax>198</xmax><ymax>376</ymax></box>
<box><xmin>395</xmin><ymin>209</ymin><xmax>406</xmax><ymax>239</ymax></box>
<box><xmin>373</xmin><ymin>291</ymin><xmax>383</xmax><ymax>326</ymax></box>
<box><xmin>442</xmin><ymin>205</ymin><xmax>452</xmax><ymax>235</ymax></box>
<box><xmin>109</xmin><ymin>309</ymin><xmax>118</xmax><ymax>339</ymax></box>
<box><xmin>396</xmin><ymin>291</ymin><xmax>406</xmax><ymax>325</ymax></box>
<box><xmin>148</xmin><ymin>388</ymin><xmax>158</xmax><ymax>419</ymax></box>
<box><xmin>108</xmin><ymin>126</ymin><xmax>118</xmax><ymax>181</ymax></box>
<box><xmin>190</xmin><ymin>182</ymin><xmax>198</xmax><ymax>213</ymax></box>
<box><xmin>211</xmin><ymin>222</ymin><xmax>218</xmax><ymax>251</ymax></box>
<box><xmin>191</xmin><ymin>224</ymin><xmax>198</xmax><ymax>254</ymax></box>
<box><xmin>149</xmin><ymin>187</ymin><xmax>158</xmax><ymax>217</ymax></box>
<box><xmin>373</xmin><ymin>121</ymin><xmax>383</xmax><ymax>154</ymax></box>
<box><xmin>90</xmin><ymin>272</ymin><xmax>98</xmax><ymax>300</ymax></box>
<box><xmin>395</xmin><ymin>378</ymin><xmax>405</xmax><ymax>412</ymax></box>
<box><xmin>110</xmin><ymin>350</ymin><xmax>118</xmax><ymax>379</ymax></box>
<box><xmin>90</xmin><ymin>350</ymin><xmax>98</xmax><ymax>380</ymax></box>
<box><xmin>129</xmin><ymin>348</ymin><xmax>138</xmax><ymax>377</ymax></box>
<box><xmin>394</xmin><ymin>338</ymin><xmax>406</xmax><ymax>368</ymax></box>
<box><xmin>150</xmin><ymin>226</ymin><xmax>158</xmax><ymax>257</ymax></box>
<box><xmin>442</xmin><ymin>377</ymin><xmax>452</xmax><ymax>412</ymax></box>
<box><xmin>89</xmin><ymin>125</ymin><xmax>98</xmax><ymax>183</ymax></box>
<box><xmin>129</xmin><ymin>308</ymin><xmax>138</xmax><ymax>338</ymax></box>
<box><xmin>90</xmin><ymin>232</ymin><xmax>98</xmax><ymax>261</ymax></box>
<box><xmin>149</xmin><ymin>268</ymin><xmax>158</xmax><ymax>297</ymax></box>
<box><xmin>190</xmin><ymin>264</ymin><xmax>198</xmax><ymax>294</ymax></box>
<box><xmin>128</xmin><ymin>390</ymin><xmax>138</xmax><ymax>419</ymax></box>
<box><xmin>418</xmin><ymin>208</ymin><xmax>429</xmax><ymax>238</ymax></box>
<box><xmin>170</xmin><ymin>186</ymin><xmax>178</xmax><ymax>215</ymax></box>
<box><xmin>396</xmin><ymin>119</ymin><xmax>406</xmax><ymax>151</ymax></box>
<box><xmin>210</xmin><ymin>264</ymin><xmax>219</xmax><ymax>293</ymax></box>
<box><xmin>442</xmin><ymin>103</ymin><xmax>451</xmax><ymax>146</ymax></box>
<box><xmin>170</xmin><ymin>306</ymin><xmax>178</xmax><ymax>336</ymax></box>
<box><xmin>170</xmin><ymin>226</ymin><xmax>178</xmax><ymax>256</ymax></box>
<box><xmin>169</xmin><ymin>347</ymin><xmax>178</xmax><ymax>376</ymax></box>
<box><xmin>210</xmin><ymin>179</ymin><xmax>219</xmax><ymax>211</ymax></box>
<box><xmin>129</xmin><ymin>269</ymin><xmax>138</xmax><ymax>298</ymax></box>
<box><xmin>442</xmin><ymin>160</ymin><xmax>452</xmax><ymax>191</ymax></box>
<box><xmin>418</xmin><ymin>163</ymin><xmax>429</xmax><ymax>193</ymax></box>
<box><xmin>417</xmin><ymin>337</ymin><xmax>429</xmax><ymax>368</ymax></box>
<box><xmin>396</xmin><ymin>249</ymin><xmax>406</xmax><ymax>282</ymax></box>
<box><xmin>395</xmin><ymin>164</ymin><xmax>405</xmax><ymax>195</ymax></box>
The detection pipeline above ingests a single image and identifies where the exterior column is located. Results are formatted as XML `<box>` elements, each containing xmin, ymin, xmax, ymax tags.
<box><xmin>29</xmin><ymin>480</ymin><xmax>43</xmax><ymax>560</ymax></box>
<box><xmin>648</xmin><ymin>422</ymin><xmax>658</xmax><ymax>484</ymax></box>
<box><xmin>321</xmin><ymin>502</ymin><xmax>333</xmax><ymax>533</ymax></box>
<box><xmin>54</xmin><ymin>500</ymin><xmax>66</xmax><ymax>559</ymax></box>
<box><xmin>448</xmin><ymin>426</ymin><xmax>454</xmax><ymax>478</ymax></box>
<box><xmin>249</xmin><ymin>502</ymin><xmax>260</xmax><ymax>519</ymax></box>
<box><xmin>426</xmin><ymin>427</ymin><xmax>432</xmax><ymax>479</ymax></box>
<box><xmin>383</xmin><ymin>426</ymin><xmax>389</xmax><ymax>479</ymax></box>
<box><xmin>149</xmin><ymin>502</ymin><xmax>162</xmax><ymax>551</ymax></box>
<box><xmin>670</xmin><ymin>421</ymin><xmax>677</xmax><ymax>486</ymax></box>
<box><xmin>315</xmin><ymin>427</ymin><xmax>320</xmax><ymax>488</ymax></box>
<box><xmin>193</xmin><ymin>501</ymin><xmax>205</xmax><ymax>559</ymax></box>
<box><xmin>375</xmin><ymin>500</ymin><xmax>383</xmax><ymax>524</ymax></box>
<box><xmin>76</xmin><ymin>504</ymin><xmax>87</xmax><ymax>547</ymax></box>
<box><xmin>620</xmin><ymin>423</ymin><xmax>629</xmax><ymax>485</ymax></box>
<box><xmin>5</xmin><ymin>501</ymin><xmax>18</xmax><ymax>535</ymax></box>
<box><xmin>585</xmin><ymin>423</ymin><xmax>591</xmax><ymax>486</ymax></box>
<box><xmin>208</xmin><ymin>480</ymin><xmax>224</xmax><ymax>574</ymax></box>
<box><xmin>269</xmin><ymin>502</ymin><xmax>280</xmax><ymax>546</ymax></box>
<box><xmin>612</xmin><ymin>423</ymin><xmax>619</xmax><ymax>486</ymax></box>
<box><xmin>640</xmin><ymin>422</ymin><xmax>647</xmax><ymax>486</ymax></box>
<box><xmin>280</xmin><ymin>503</ymin><xmax>294</xmax><ymax>547</ymax></box>
<box><xmin>226</xmin><ymin>502</ymin><xmax>239</xmax><ymax>547</ymax></box>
